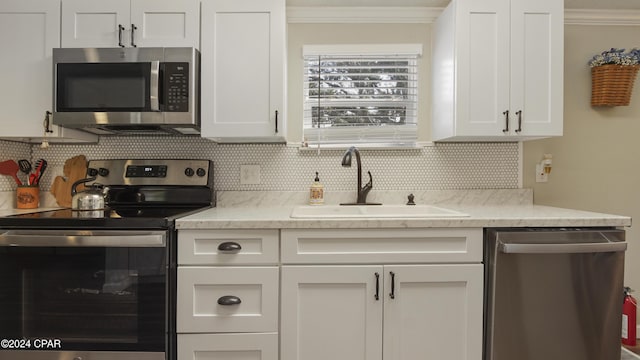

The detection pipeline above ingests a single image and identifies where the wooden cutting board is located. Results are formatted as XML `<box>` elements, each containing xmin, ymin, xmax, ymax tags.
<box><xmin>50</xmin><ymin>155</ymin><xmax>88</xmax><ymax>208</ymax></box>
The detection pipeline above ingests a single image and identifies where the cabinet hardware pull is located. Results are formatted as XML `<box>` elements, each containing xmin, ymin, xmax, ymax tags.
<box><xmin>217</xmin><ymin>295</ymin><xmax>242</xmax><ymax>306</ymax></box>
<box><xmin>502</xmin><ymin>110</ymin><xmax>509</xmax><ymax>133</ymax></box>
<box><xmin>515</xmin><ymin>110</ymin><xmax>522</xmax><ymax>133</ymax></box>
<box><xmin>389</xmin><ymin>271</ymin><xmax>396</xmax><ymax>299</ymax></box>
<box><xmin>131</xmin><ymin>24</ymin><xmax>137</xmax><ymax>47</ymax></box>
<box><xmin>43</xmin><ymin>111</ymin><xmax>53</xmax><ymax>134</ymax></box>
<box><xmin>275</xmin><ymin>110</ymin><xmax>279</xmax><ymax>133</ymax></box>
<box><xmin>374</xmin><ymin>272</ymin><xmax>380</xmax><ymax>300</ymax></box>
<box><xmin>118</xmin><ymin>24</ymin><xmax>125</xmax><ymax>48</ymax></box>
<box><xmin>218</xmin><ymin>241</ymin><xmax>242</xmax><ymax>252</ymax></box>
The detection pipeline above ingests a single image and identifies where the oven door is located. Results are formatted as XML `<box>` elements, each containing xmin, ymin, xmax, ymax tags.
<box><xmin>0</xmin><ymin>230</ymin><xmax>167</xmax><ymax>360</ymax></box>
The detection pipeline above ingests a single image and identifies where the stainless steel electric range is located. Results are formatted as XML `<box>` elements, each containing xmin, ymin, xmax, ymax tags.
<box><xmin>0</xmin><ymin>159</ymin><xmax>214</xmax><ymax>360</ymax></box>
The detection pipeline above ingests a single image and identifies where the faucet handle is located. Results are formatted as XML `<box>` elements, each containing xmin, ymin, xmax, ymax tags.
<box><xmin>407</xmin><ymin>193</ymin><xmax>416</xmax><ymax>205</ymax></box>
<box><xmin>365</xmin><ymin>171</ymin><xmax>373</xmax><ymax>187</ymax></box>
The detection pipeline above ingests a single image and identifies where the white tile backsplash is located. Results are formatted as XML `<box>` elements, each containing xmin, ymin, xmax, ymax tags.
<box><xmin>0</xmin><ymin>137</ymin><xmax>520</xmax><ymax>193</ymax></box>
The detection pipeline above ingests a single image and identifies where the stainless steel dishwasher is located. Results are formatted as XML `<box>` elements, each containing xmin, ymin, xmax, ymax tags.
<box><xmin>485</xmin><ymin>228</ymin><xmax>626</xmax><ymax>360</ymax></box>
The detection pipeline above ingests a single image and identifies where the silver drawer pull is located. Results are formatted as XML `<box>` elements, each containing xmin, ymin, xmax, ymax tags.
<box><xmin>217</xmin><ymin>295</ymin><xmax>242</xmax><ymax>306</ymax></box>
<box><xmin>218</xmin><ymin>242</ymin><xmax>242</xmax><ymax>252</ymax></box>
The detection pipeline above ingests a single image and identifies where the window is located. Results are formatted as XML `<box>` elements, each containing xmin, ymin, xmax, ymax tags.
<box><xmin>303</xmin><ymin>44</ymin><xmax>421</xmax><ymax>147</ymax></box>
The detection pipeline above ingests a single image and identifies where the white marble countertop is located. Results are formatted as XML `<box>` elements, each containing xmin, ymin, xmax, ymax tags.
<box><xmin>0</xmin><ymin>190</ymin><xmax>630</xmax><ymax>229</ymax></box>
<box><xmin>176</xmin><ymin>190</ymin><xmax>632</xmax><ymax>229</ymax></box>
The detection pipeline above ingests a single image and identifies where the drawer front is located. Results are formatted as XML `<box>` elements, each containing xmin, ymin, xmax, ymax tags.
<box><xmin>178</xmin><ymin>333</ymin><xmax>278</xmax><ymax>360</ymax></box>
<box><xmin>281</xmin><ymin>228</ymin><xmax>482</xmax><ymax>264</ymax></box>
<box><xmin>177</xmin><ymin>267</ymin><xmax>279</xmax><ymax>333</ymax></box>
<box><xmin>178</xmin><ymin>229</ymin><xmax>279</xmax><ymax>265</ymax></box>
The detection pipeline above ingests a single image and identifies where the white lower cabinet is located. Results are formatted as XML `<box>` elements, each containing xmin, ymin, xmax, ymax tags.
<box><xmin>382</xmin><ymin>264</ymin><xmax>483</xmax><ymax>360</ymax></box>
<box><xmin>177</xmin><ymin>230</ymin><xmax>280</xmax><ymax>360</ymax></box>
<box><xmin>281</xmin><ymin>265</ymin><xmax>383</xmax><ymax>360</ymax></box>
<box><xmin>177</xmin><ymin>228</ymin><xmax>483</xmax><ymax>360</ymax></box>
<box><xmin>280</xmin><ymin>228</ymin><xmax>484</xmax><ymax>360</ymax></box>
<box><xmin>281</xmin><ymin>264</ymin><xmax>482</xmax><ymax>360</ymax></box>
<box><xmin>178</xmin><ymin>333</ymin><xmax>278</xmax><ymax>360</ymax></box>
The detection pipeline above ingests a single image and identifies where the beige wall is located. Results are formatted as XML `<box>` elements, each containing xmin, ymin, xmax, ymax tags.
<box><xmin>286</xmin><ymin>23</ymin><xmax>432</xmax><ymax>144</ymax></box>
<box><xmin>524</xmin><ymin>25</ymin><xmax>640</xmax><ymax>293</ymax></box>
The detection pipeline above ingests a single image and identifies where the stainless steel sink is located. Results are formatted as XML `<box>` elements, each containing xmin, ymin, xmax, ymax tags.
<box><xmin>290</xmin><ymin>205</ymin><xmax>469</xmax><ymax>218</ymax></box>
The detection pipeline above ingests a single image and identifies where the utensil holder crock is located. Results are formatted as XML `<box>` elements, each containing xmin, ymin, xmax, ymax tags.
<box><xmin>16</xmin><ymin>185</ymin><xmax>39</xmax><ymax>209</ymax></box>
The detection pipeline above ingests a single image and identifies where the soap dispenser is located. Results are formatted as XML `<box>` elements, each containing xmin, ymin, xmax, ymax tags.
<box><xmin>309</xmin><ymin>172</ymin><xmax>324</xmax><ymax>205</ymax></box>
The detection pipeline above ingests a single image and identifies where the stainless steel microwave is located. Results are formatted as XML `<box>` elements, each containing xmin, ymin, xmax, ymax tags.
<box><xmin>53</xmin><ymin>47</ymin><xmax>200</xmax><ymax>136</ymax></box>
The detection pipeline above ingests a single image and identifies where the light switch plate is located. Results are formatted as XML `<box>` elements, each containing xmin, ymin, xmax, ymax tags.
<box><xmin>240</xmin><ymin>164</ymin><xmax>261</xmax><ymax>185</ymax></box>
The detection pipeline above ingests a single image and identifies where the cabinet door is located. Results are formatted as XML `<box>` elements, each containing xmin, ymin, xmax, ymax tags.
<box><xmin>178</xmin><ymin>333</ymin><xmax>278</xmax><ymax>360</ymax></box>
<box><xmin>281</xmin><ymin>266</ymin><xmax>383</xmax><ymax>360</ymax></box>
<box><xmin>0</xmin><ymin>1</ymin><xmax>55</xmax><ymax>138</ymax></box>
<box><xmin>0</xmin><ymin>1</ymin><xmax>97</xmax><ymax>142</ymax></box>
<box><xmin>509</xmin><ymin>0</ymin><xmax>563</xmax><ymax>136</ymax></box>
<box><xmin>130</xmin><ymin>0</ymin><xmax>199</xmax><ymax>48</ymax></box>
<box><xmin>61</xmin><ymin>0</ymin><xmax>130</xmax><ymax>48</ymax></box>
<box><xmin>432</xmin><ymin>0</ymin><xmax>562</xmax><ymax>141</ymax></box>
<box><xmin>200</xmin><ymin>0</ymin><xmax>285</xmax><ymax>142</ymax></box>
<box><xmin>456</xmin><ymin>0</ymin><xmax>511</xmax><ymax>137</ymax></box>
<box><xmin>383</xmin><ymin>264</ymin><xmax>483</xmax><ymax>360</ymax></box>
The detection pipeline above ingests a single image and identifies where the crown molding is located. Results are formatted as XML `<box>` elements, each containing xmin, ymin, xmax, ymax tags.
<box><xmin>287</xmin><ymin>6</ymin><xmax>640</xmax><ymax>26</ymax></box>
<box><xmin>287</xmin><ymin>6</ymin><xmax>443</xmax><ymax>24</ymax></box>
<box><xmin>565</xmin><ymin>9</ymin><xmax>640</xmax><ymax>26</ymax></box>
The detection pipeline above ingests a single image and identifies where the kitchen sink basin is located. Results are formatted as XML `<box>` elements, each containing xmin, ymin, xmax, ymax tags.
<box><xmin>290</xmin><ymin>205</ymin><xmax>469</xmax><ymax>218</ymax></box>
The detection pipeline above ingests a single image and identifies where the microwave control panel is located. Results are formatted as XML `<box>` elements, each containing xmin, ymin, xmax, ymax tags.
<box><xmin>164</xmin><ymin>62</ymin><xmax>189</xmax><ymax>112</ymax></box>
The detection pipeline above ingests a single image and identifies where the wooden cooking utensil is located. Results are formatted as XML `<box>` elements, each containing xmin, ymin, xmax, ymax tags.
<box><xmin>0</xmin><ymin>160</ymin><xmax>23</xmax><ymax>186</ymax></box>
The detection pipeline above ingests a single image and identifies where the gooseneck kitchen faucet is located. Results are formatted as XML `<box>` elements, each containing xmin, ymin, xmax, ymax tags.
<box><xmin>341</xmin><ymin>146</ymin><xmax>380</xmax><ymax>205</ymax></box>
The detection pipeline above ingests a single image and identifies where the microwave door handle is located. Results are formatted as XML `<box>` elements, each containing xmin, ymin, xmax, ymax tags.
<box><xmin>150</xmin><ymin>61</ymin><xmax>160</xmax><ymax>111</ymax></box>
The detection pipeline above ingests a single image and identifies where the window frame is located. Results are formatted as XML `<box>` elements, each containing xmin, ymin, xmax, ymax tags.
<box><xmin>302</xmin><ymin>44</ymin><xmax>423</xmax><ymax>148</ymax></box>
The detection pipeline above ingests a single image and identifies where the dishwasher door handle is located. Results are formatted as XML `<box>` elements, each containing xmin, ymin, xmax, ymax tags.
<box><xmin>499</xmin><ymin>241</ymin><xmax>627</xmax><ymax>254</ymax></box>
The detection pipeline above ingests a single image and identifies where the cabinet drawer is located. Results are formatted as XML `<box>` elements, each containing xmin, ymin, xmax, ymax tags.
<box><xmin>281</xmin><ymin>228</ymin><xmax>482</xmax><ymax>264</ymax></box>
<box><xmin>178</xmin><ymin>333</ymin><xmax>278</xmax><ymax>360</ymax></box>
<box><xmin>177</xmin><ymin>267</ymin><xmax>278</xmax><ymax>333</ymax></box>
<box><xmin>178</xmin><ymin>229</ymin><xmax>279</xmax><ymax>265</ymax></box>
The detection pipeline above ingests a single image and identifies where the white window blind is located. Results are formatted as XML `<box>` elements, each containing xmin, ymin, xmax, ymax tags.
<box><xmin>303</xmin><ymin>44</ymin><xmax>421</xmax><ymax>147</ymax></box>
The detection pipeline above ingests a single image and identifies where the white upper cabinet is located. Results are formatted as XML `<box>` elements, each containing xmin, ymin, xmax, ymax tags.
<box><xmin>432</xmin><ymin>0</ymin><xmax>563</xmax><ymax>141</ymax></box>
<box><xmin>200</xmin><ymin>0</ymin><xmax>286</xmax><ymax>143</ymax></box>
<box><xmin>0</xmin><ymin>0</ymin><xmax>96</xmax><ymax>143</ymax></box>
<box><xmin>61</xmin><ymin>0</ymin><xmax>200</xmax><ymax>48</ymax></box>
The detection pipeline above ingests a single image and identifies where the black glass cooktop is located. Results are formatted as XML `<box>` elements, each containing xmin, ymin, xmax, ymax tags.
<box><xmin>0</xmin><ymin>206</ymin><xmax>210</xmax><ymax>230</ymax></box>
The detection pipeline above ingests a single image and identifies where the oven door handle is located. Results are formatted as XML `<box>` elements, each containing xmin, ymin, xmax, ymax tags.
<box><xmin>0</xmin><ymin>231</ymin><xmax>166</xmax><ymax>247</ymax></box>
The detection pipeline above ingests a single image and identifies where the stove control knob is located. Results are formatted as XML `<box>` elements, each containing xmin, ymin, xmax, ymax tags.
<box><xmin>196</xmin><ymin>168</ymin><xmax>206</xmax><ymax>177</ymax></box>
<box><xmin>87</xmin><ymin>168</ymin><xmax>98</xmax><ymax>177</ymax></box>
<box><xmin>98</xmin><ymin>168</ymin><xmax>110</xmax><ymax>177</ymax></box>
<box><xmin>184</xmin><ymin>167</ymin><xmax>195</xmax><ymax>177</ymax></box>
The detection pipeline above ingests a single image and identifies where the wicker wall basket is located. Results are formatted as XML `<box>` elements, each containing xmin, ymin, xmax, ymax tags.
<box><xmin>591</xmin><ymin>64</ymin><xmax>640</xmax><ymax>106</ymax></box>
